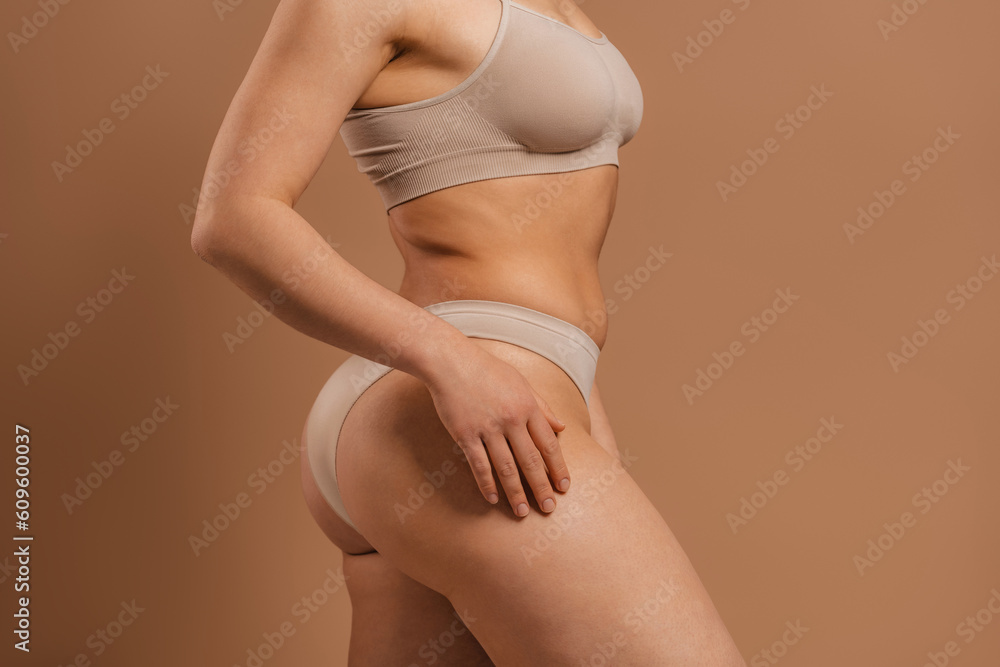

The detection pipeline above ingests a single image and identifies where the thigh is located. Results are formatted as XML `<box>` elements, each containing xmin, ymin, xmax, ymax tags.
<box><xmin>342</xmin><ymin>551</ymin><xmax>494</xmax><ymax>666</ymax></box>
<box><xmin>336</xmin><ymin>340</ymin><xmax>746</xmax><ymax>666</ymax></box>
<box><xmin>300</xmin><ymin>409</ymin><xmax>495</xmax><ymax>665</ymax></box>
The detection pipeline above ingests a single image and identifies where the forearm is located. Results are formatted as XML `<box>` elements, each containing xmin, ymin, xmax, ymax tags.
<box><xmin>191</xmin><ymin>196</ymin><xmax>470</xmax><ymax>385</ymax></box>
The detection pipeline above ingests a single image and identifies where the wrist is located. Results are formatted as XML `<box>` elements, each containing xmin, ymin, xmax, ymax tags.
<box><xmin>395</xmin><ymin>312</ymin><xmax>476</xmax><ymax>387</ymax></box>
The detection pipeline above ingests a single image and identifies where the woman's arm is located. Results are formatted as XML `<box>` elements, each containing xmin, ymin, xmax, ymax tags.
<box><xmin>191</xmin><ymin>0</ymin><xmax>442</xmax><ymax>376</ymax></box>
<box><xmin>190</xmin><ymin>0</ymin><xmax>571</xmax><ymax>516</ymax></box>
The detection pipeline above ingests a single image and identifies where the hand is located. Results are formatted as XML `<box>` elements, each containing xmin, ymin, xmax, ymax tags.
<box><xmin>422</xmin><ymin>341</ymin><xmax>570</xmax><ymax>517</ymax></box>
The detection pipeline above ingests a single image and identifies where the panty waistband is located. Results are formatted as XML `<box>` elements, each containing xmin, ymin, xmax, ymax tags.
<box><xmin>422</xmin><ymin>299</ymin><xmax>600</xmax><ymax>405</ymax></box>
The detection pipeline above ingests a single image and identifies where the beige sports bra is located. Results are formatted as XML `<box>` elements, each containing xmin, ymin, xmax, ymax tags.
<box><xmin>338</xmin><ymin>0</ymin><xmax>644</xmax><ymax>211</ymax></box>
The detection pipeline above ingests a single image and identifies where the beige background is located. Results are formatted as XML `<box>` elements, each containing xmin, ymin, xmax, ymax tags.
<box><xmin>2</xmin><ymin>0</ymin><xmax>999</xmax><ymax>665</ymax></box>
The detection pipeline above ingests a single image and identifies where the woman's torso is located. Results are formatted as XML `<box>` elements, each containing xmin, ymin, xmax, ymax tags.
<box><xmin>345</xmin><ymin>0</ymin><xmax>642</xmax><ymax>350</ymax></box>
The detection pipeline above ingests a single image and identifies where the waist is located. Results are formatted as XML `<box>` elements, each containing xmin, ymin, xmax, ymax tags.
<box><xmin>389</xmin><ymin>168</ymin><xmax>617</xmax><ymax>349</ymax></box>
<box><xmin>398</xmin><ymin>258</ymin><xmax>609</xmax><ymax>350</ymax></box>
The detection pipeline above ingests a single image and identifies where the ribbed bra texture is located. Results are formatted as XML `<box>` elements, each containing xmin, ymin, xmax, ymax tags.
<box><xmin>338</xmin><ymin>0</ymin><xmax>644</xmax><ymax>211</ymax></box>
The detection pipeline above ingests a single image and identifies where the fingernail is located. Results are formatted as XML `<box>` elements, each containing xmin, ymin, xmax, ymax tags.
<box><xmin>488</xmin><ymin>493</ymin><xmax>498</xmax><ymax>504</ymax></box>
<box><xmin>542</xmin><ymin>498</ymin><xmax>555</xmax><ymax>512</ymax></box>
<box><xmin>516</xmin><ymin>503</ymin><xmax>528</xmax><ymax>517</ymax></box>
<box><xmin>558</xmin><ymin>478</ymin><xmax>570</xmax><ymax>492</ymax></box>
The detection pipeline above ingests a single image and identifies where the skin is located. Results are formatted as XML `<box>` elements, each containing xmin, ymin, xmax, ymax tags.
<box><xmin>192</xmin><ymin>0</ymin><xmax>747</xmax><ymax>664</ymax></box>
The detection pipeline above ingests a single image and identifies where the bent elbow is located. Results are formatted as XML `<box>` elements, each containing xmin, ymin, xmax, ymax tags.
<box><xmin>190</xmin><ymin>195</ymin><xmax>283</xmax><ymax>263</ymax></box>
<box><xmin>190</xmin><ymin>213</ymin><xmax>240</xmax><ymax>266</ymax></box>
<box><xmin>190</xmin><ymin>218</ymin><xmax>221</xmax><ymax>262</ymax></box>
<box><xmin>189</xmin><ymin>189</ymin><xmax>242</xmax><ymax>260</ymax></box>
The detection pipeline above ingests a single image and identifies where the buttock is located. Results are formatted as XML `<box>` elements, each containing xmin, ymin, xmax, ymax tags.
<box><xmin>302</xmin><ymin>299</ymin><xmax>601</xmax><ymax>551</ymax></box>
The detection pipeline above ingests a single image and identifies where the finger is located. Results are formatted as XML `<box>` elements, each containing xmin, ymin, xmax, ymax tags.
<box><xmin>532</xmin><ymin>388</ymin><xmax>566</xmax><ymax>432</ymax></box>
<box><xmin>457</xmin><ymin>437</ymin><xmax>499</xmax><ymax>504</ymax></box>
<box><xmin>506</xmin><ymin>424</ymin><xmax>557</xmax><ymax>513</ymax></box>
<box><xmin>482</xmin><ymin>431</ymin><xmax>530</xmax><ymax>518</ymax></box>
<box><xmin>527</xmin><ymin>411</ymin><xmax>570</xmax><ymax>493</ymax></box>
